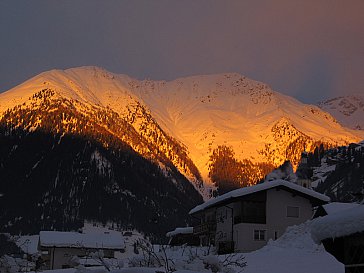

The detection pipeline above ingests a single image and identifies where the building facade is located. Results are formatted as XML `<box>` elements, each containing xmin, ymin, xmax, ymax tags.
<box><xmin>38</xmin><ymin>231</ymin><xmax>125</xmax><ymax>270</ymax></box>
<box><xmin>190</xmin><ymin>179</ymin><xmax>329</xmax><ymax>253</ymax></box>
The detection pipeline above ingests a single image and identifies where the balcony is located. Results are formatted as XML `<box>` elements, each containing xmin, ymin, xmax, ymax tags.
<box><xmin>193</xmin><ymin>222</ymin><xmax>216</xmax><ymax>235</ymax></box>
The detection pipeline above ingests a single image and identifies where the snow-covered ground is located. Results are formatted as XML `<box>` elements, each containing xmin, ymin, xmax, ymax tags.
<box><xmin>311</xmin><ymin>204</ymin><xmax>364</xmax><ymax>243</ymax></box>
<box><xmin>242</xmin><ymin>220</ymin><xmax>343</xmax><ymax>273</ymax></box>
<box><xmin>9</xmin><ymin>219</ymin><xmax>343</xmax><ymax>273</ymax></box>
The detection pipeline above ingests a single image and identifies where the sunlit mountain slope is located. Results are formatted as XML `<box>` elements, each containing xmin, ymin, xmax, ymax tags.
<box><xmin>0</xmin><ymin>66</ymin><xmax>361</xmax><ymax>190</ymax></box>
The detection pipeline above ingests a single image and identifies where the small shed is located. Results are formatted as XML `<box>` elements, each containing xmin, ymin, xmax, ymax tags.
<box><xmin>311</xmin><ymin>205</ymin><xmax>364</xmax><ymax>273</ymax></box>
<box><xmin>166</xmin><ymin>227</ymin><xmax>199</xmax><ymax>246</ymax></box>
<box><xmin>38</xmin><ymin>231</ymin><xmax>125</xmax><ymax>270</ymax></box>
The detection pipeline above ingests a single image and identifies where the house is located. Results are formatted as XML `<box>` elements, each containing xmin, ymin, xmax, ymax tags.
<box><xmin>311</xmin><ymin>205</ymin><xmax>364</xmax><ymax>273</ymax></box>
<box><xmin>166</xmin><ymin>227</ymin><xmax>199</xmax><ymax>246</ymax></box>
<box><xmin>189</xmin><ymin>179</ymin><xmax>329</xmax><ymax>254</ymax></box>
<box><xmin>38</xmin><ymin>231</ymin><xmax>125</xmax><ymax>270</ymax></box>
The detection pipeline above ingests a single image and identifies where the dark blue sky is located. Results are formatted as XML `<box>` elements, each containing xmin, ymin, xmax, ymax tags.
<box><xmin>0</xmin><ymin>1</ymin><xmax>363</xmax><ymax>103</ymax></box>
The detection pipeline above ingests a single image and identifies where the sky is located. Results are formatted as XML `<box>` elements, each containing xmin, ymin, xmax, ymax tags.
<box><xmin>0</xmin><ymin>1</ymin><xmax>363</xmax><ymax>103</ymax></box>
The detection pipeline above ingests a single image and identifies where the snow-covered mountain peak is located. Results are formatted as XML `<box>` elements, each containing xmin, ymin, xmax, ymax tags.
<box><xmin>319</xmin><ymin>94</ymin><xmax>364</xmax><ymax>130</ymax></box>
<box><xmin>0</xmin><ymin>66</ymin><xmax>362</xmax><ymax>186</ymax></box>
<box><xmin>0</xmin><ymin>66</ymin><xmax>142</xmax><ymax>117</ymax></box>
<box><xmin>134</xmin><ymin>72</ymin><xmax>275</xmax><ymax>103</ymax></box>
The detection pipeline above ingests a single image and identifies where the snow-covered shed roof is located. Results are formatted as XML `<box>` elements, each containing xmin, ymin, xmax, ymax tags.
<box><xmin>190</xmin><ymin>179</ymin><xmax>330</xmax><ymax>214</ymax></box>
<box><xmin>166</xmin><ymin>227</ymin><xmax>193</xmax><ymax>237</ymax></box>
<box><xmin>322</xmin><ymin>202</ymin><xmax>361</xmax><ymax>215</ymax></box>
<box><xmin>311</xmin><ymin>205</ymin><xmax>364</xmax><ymax>243</ymax></box>
<box><xmin>39</xmin><ymin>231</ymin><xmax>125</xmax><ymax>249</ymax></box>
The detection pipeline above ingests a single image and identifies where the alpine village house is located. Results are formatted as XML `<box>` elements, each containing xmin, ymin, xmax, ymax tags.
<box><xmin>38</xmin><ymin>231</ymin><xmax>125</xmax><ymax>270</ymax></box>
<box><xmin>189</xmin><ymin>179</ymin><xmax>329</xmax><ymax>254</ymax></box>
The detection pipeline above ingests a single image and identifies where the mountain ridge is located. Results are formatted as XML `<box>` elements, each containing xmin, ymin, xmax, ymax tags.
<box><xmin>0</xmin><ymin>66</ymin><xmax>362</xmax><ymax>188</ymax></box>
<box><xmin>0</xmin><ymin>124</ymin><xmax>203</xmax><ymax>236</ymax></box>
<box><xmin>318</xmin><ymin>94</ymin><xmax>364</xmax><ymax>131</ymax></box>
<box><xmin>1</xmin><ymin>66</ymin><xmax>363</xmax><ymax>234</ymax></box>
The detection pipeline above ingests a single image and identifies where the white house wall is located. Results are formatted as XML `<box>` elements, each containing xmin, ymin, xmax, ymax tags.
<box><xmin>266</xmin><ymin>188</ymin><xmax>313</xmax><ymax>235</ymax></box>
<box><xmin>47</xmin><ymin>247</ymin><xmax>115</xmax><ymax>269</ymax></box>
<box><xmin>50</xmin><ymin>247</ymin><xmax>87</xmax><ymax>269</ymax></box>
<box><xmin>233</xmin><ymin>223</ymin><xmax>268</xmax><ymax>251</ymax></box>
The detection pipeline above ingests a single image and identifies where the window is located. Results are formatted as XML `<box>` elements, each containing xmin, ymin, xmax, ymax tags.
<box><xmin>241</xmin><ymin>201</ymin><xmax>266</xmax><ymax>224</ymax></box>
<box><xmin>287</xmin><ymin>206</ymin><xmax>300</xmax><ymax>218</ymax></box>
<box><xmin>254</xmin><ymin>230</ymin><xmax>266</xmax><ymax>241</ymax></box>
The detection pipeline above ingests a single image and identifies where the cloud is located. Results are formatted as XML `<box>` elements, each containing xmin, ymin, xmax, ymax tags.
<box><xmin>0</xmin><ymin>0</ymin><xmax>363</xmax><ymax>103</ymax></box>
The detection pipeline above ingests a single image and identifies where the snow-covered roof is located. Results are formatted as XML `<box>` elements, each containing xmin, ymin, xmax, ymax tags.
<box><xmin>190</xmin><ymin>179</ymin><xmax>330</xmax><ymax>214</ymax></box>
<box><xmin>322</xmin><ymin>202</ymin><xmax>361</xmax><ymax>215</ymax></box>
<box><xmin>39</xmin><ymin>231</ymin><xmax>125</xmax><ymax>249</ymax></box>
<box><xmin>311</xmin><ymin>205</ymin><xmax>364</xmax><ymax>242</ymax></box>
<box><xmin>166</xmin><ymin>227</ymin><xmax>193</xmax><ymax>237</ymax></box>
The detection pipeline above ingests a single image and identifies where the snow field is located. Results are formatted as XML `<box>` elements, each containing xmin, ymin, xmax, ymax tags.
<box><xmin>13</xmin><ymin>219</ymin><xmax>344</xmax><ymax>273</ymax></box>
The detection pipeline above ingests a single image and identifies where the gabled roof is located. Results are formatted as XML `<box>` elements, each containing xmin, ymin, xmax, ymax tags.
<box><xmin>39</xmin><ymin>231</ymin><xmax>125</xmax><ymax>249</ymax></box>
<box><xmin>311</xmin><ymin>205</ymin><xmax>364</xmax><ymax>242</ymax></box>
<box><xmin>189</xmin><ymin>179</ymin><xmax>330</xmax><ymax>214</ymax></box>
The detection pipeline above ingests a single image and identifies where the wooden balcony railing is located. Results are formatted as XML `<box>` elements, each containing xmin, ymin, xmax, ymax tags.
<box><xmin>193</xmin><ymin>222</ymin><xmax>216</xmax><ymax>235</ymax></box>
